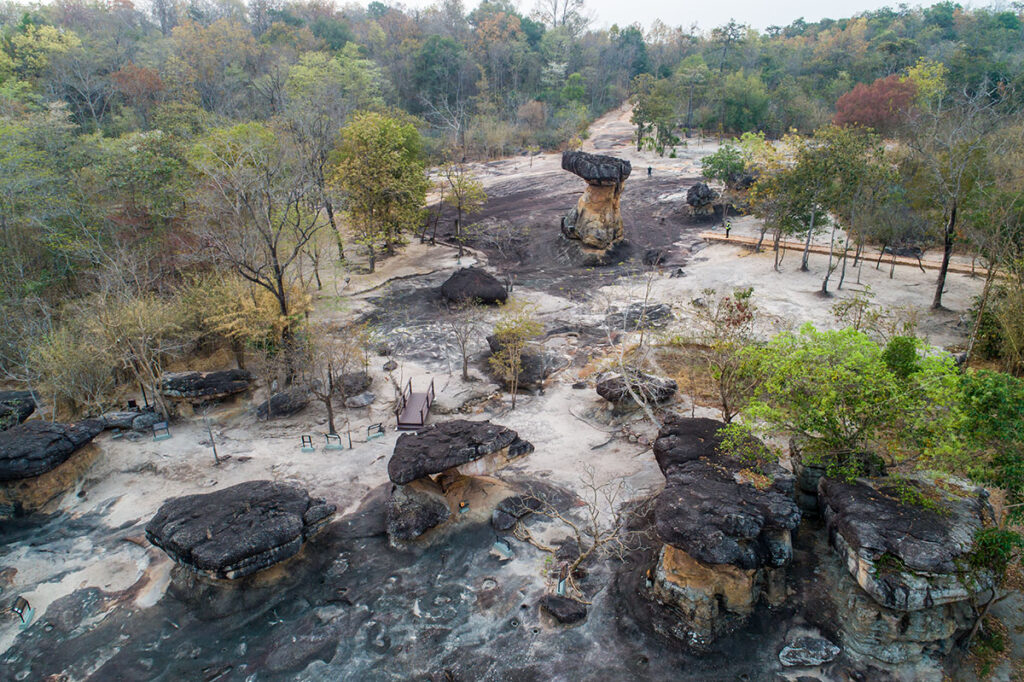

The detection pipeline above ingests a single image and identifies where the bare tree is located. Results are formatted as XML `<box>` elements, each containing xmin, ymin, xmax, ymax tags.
<box><xmin>444</xmin><ymin>299</ymin><xmax>483</xmax><ymax>381</ymax></box>
<box><xmin>512</xmin><ymin>464</ymin><xmax>653</xmax><ymax>602</ymax></box>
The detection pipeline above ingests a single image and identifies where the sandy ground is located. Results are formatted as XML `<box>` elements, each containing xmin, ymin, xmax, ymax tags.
<box><xmin>0</xmin><ymin>103</ymin><xmax>987</xmax><ymax>672</ymax></box>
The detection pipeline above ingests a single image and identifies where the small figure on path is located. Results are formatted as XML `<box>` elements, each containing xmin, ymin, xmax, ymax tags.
<box><xmin>647</xmin><ymin>166</ymin><xmax>652</xmax><ymax>177</ymax></box>
<box><xmin>725</xmin><ymin>221</ymin><xmax>732</xmax><ymax>238</ymax></box>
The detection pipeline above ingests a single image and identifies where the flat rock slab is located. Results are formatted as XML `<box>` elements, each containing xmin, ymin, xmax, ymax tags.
<box><xmin>561</xmin><ymin>150</ymin><xmax>631</xmax><ymax>185</ymax></box>
<box><xmin>146</xmin><ymin>480</ymin><xmax>336</xmax><ymax>580</ymax></box>
<box><xmin>388</xmin><ymin>419</ymin><xmax>533</xmax><ymax>485</ymax></box>
<box><xmin>0</xmin><ymin>420</ymin><xmax>104</xmax><ymax>481</ymax></box>
<box><xmin>779</xmin><ymin>635</ymin><xmax>840</xmax><ymax>667</ymax></box>
<box><xmin>440</xmin><ymin>267</ymin><xmax>508</xmax><ymax>305</ymax></box>
<box><xmin>653</xmin><ymin>416</ymin><xmax>800</xmax><ymax>569</ymax></box>
<box><xmin>604</xmin><ymin>303</ymin><xmax>673</xmax><ymax>331</ymax></box>
<box><xmin>819</xmin><ymin>475</ymin><xmax>995</xmax><ymax>610</ymax></box>
<box><xmin>0</xmin><ymin>390</ymin><xmax>36</xmax><ymax>430</ymax></box>
<box><xmin>160</xmin><ymin>369</ymin><xmax>251</xmax><ymax>401</ymax></box>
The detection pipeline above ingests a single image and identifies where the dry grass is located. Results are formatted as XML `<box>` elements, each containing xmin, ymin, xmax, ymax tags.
<box><xmin>655</xmin><ymin>344</ymin><xmax>722</xmax><ymax>414</ymax></box>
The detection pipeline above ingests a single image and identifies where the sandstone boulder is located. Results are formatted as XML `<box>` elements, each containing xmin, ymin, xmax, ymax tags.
<box><xmin>440</xmin><ymin>267</ymin><xmax>508</xmax><ymax>305</ymax></box>
<box><xmin>0</xmin><ymin>390</ymin><xmax>36</xmax><ymax>430</ymax></box>
<box><xmin>0</xmin><ymin>419</ymin><xmax>104</xmax><ymax>481</ymax></box>
<box><xmin>335</xmin><ymin>371</ymin><xmax>372</xmax><ymax>397</ymax></box>
<box><xmin>686</xmin><ymin>182</ymin><xmax>718</xmax><ymax>212</ymax></box>
<box><xmin>255</xmin><ymin>389</ymin><xmax>310</xmax><ymax>420</ymax></box>
<box><xmin>779</xmin><ymin>635</ymin><xmax>841</xmax><ymax>667</ymax></box>
<box><xmin>146</xmin><ymin>480</ymin><xmax>336</xmax><ymax>580</ymax></box>
<box><xmin>561</xmin><ymin>150</ymin><xmax>631</xmax><ymax>185</ymax></box>
<box><xmin>596</xmin><ymin>371</ymin><xmax>677</xmax><ymax>406</ymax></box>
<box><xmin>388</xmin><ymin>419</ymin><xmax>533</xmax><ymax>485</ymax></box>
<box><xmin>160</xmin><ymin>369</ymin><xmax>251</xmax><ymax>401</ymax></box>
<box><xmin>486</xmin><ymin>335</ymin><xmax>567</xmax><ymax>391</ymax></box>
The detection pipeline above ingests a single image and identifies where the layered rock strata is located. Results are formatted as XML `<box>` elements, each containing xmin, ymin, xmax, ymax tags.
<box><xmin>648</xmin><ymin>416</ymin><xmax>800</xmax><ymax>650</ymax></box>
<box><xmin>819</xmin><ymin>475</ymin><xmax>996</xmax><ymax>672</ymax></box>
<box><xmin>160</xmin><ymin>369</ymin><xmax>252</xmax><ymax>402</ymax></box>
<box><xmin>146</xmin><ymin>480</ymin><xmax>336</xmax><ymax>580</ymax></box>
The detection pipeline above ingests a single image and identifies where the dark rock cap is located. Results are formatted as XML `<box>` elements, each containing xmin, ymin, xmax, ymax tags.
<box><xmin>596</xmin><ymin>371</ymin><xmax>677</xmax><ymax>405</ymax></box>
<box><xmin>653</xmin><ymin>415</ymin><xmax>800</xmax><ymax>569</ymax></box>
<box><xmin>146</xmin><ymin>480</ymin><xmax>336</xmax><ymax>580</ymax></box>
<box><xmin>561</xmin><ymin>150</ymin><xmax>631</xmax><ymax>185</ymax></box>
<box><xmin>160</xmin><ymin>369</ymin><xmax>252</xmax><ymax>400</ymax></box>
<box><xmin>388</xmin><ymin>419</ymin><xmax>533</xmax><ymax>484</ymax></box>
<box><xmin>0</xmin><ymin>419</ymin><xmax>104</xmax><ymax>481</ymax></box>
<box><xmin>440</xmin><ymin>267</ymin><xmax>508</xmax><ymax>305</ymax></box>
<box><xmin>819</xmin><ymin>476</ymin><xmax>994</xmax><ymax>575</ymax></box>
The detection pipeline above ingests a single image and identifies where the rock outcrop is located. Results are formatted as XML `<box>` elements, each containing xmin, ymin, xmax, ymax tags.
<box><xmin>540</xmin><ymin>594</ymin><xmax>587</xmax><ymax>625</ymax></box>
<box><xmin>385</xmin><ymin>420</ymin><xmax>534</xmax><ymax>543</ymax></box>
<box><xmin>596</xmin><ymin>371</ymin><xmax>677</xmax><ymax>406</ymax></box>
<box><xmin>560</xmin><ymin>150</ymin><xmax>631</xmax><ymax>256</ymax></box>
<box><xmin>336</xmin><ymin>371</ymin><xmax>372</xmax><ymax>398</ymax></box>
<box><xmin>160</xmin><ymin>369</ymin><xmax>252</xmax><ymax>402</ymax></box>
<box><xmin>819</xmin><ymin>474</ymin><xmax>996</xmax><ymax>672</ymax></box>
<box><xmin>647</xmin><ymin>416</ymin><xmax>800</xmax><ymax>650</ymax></box>
<box><xmin>686</xmin><ymin>182</ymin><xmax>718</xmax><ymax>214</ymax></box>
<box><xmin>255</xmin><ymin>389</ymin><xmax>310</xmax><ymax>420</ymax></box>
<box><xmin>0</xmin><ymin>390</ymin><xmax>36</xmax><ymax>430</ymax></box>
<box><xmin>146</xmin><ymin>480</ymin><xmax>336</xmax><ymax>580</ymax></box>
<box><xmin>485</xmin><ymin>335</ymin><xmax>567</xmax><ymax>392</ymax></box>
<box><xmin>440</xmin><ymin>267</ymin><xmax>508</xmax><ymax>305</ymax></box>
<box><xmin>604</xmin><ymin>302</ymin><xmax>673</xmax><ymax>331</ymax></box>
<box><xmin>0</xmin><ymin>419</ymin><xmax>104</xmax><ymax>481</ymax></box>
<box><xmin>0</xmin><ymin>419</ymin><xmax>103</xmax><ymax>517</ymax></box>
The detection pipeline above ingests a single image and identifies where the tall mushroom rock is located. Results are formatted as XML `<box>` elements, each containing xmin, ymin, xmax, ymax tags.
<box><xmin>560</xmin><ymin>150</ymin><xmax>631</xmax><ymax>253</ymax></box>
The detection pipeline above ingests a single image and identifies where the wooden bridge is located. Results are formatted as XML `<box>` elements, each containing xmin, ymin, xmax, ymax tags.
<box><xmin>395</xmin><ymin>378</ymin><xmax>435</xmax><ymax>431</ymax></box>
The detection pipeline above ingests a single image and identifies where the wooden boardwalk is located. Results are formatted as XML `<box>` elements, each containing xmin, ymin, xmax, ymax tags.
<box><xmin>697</xmin><ymin>231</ymin><xmax>988</xmax><ymax>277</ymax></box>
<box><xmin>396</xmin><ymin>378</ymin><xmax>435</xmax><ymax>431</ymax></box>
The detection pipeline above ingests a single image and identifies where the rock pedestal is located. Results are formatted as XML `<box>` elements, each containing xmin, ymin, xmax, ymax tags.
<box><xmin>595</xmin><ymin>371</ymin><xmax>677</xmax><ymax>407</ymax></box>
<box><xmin>647</xmin><ymin>416</ymin><xmax>800</xmax><ymax>650</ymax></box>
<box><xmin>385</xmin><ymin>420</ymin><xmax>534</xmax><ymax>542</ymax></box>
<box><xmin>146</xmin><ymin>480</ymin><xmax>336</xmax><ymax>580</ymax></box>
<box><xmin>560</xmin><ymin>151</ymin><xmax>631</xmax><ymax>259</ymax></box>
<box><xmin>819</xmin><ymin>475</ymin><xmax>996</xmax><ymax>673</ymax></box>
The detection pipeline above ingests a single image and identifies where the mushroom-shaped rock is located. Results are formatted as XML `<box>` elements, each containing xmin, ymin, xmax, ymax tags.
<box><xmin>160</xmin><ymin>369</ymin><xmax>252</xmax><ymax>401</ymax></box>
<box><xmin>0</xmin><ymin>390</ymin><xmax>36</xmax><ymax>430</ymax></box>
<box><xmin>440</xmin><ymin>267</ymin><xmax>508</xmax><ymax>305</ymax></box>
<box><xmin>819</xmin><ymin>475</ymin><xmax>995</xmax><ymax>611</ymax></box>
<box><xmin>596</xmin><ymin>372</ymin><xmax>677</xmax><ymax>406</ymax></box>
<box><xmin>145</xmin><ymin>480</ymin><xmax>336</xmax><ymax>580</ymax></box>
<box><xmin>388</xmin><ymin>419</ymin><xmax>534</xmax><ymax>485</ymax></box>
<box><xmin>560</xmin><ymin>150</ymin><xmax>631</xmax><ymax>252</ymax></box>
<box><xmin>0</xmin><ymin>420</ymin><xmax>104</xmax><ymax>481</ymax></box>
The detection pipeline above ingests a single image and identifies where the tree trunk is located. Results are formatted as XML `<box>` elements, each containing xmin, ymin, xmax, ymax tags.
<box><xmin>325</xmin><ymin>398</ymin><xmax>336</xmax><ymax>435</ymax></box>
<box><xmin>325</xmin><ymin>200</ymin><xmax>344</xmax><ymax>261</ymax></box>
<box><xmin>367</xmin><ymin>244</ymin><xmax>376</xmax><ymax>273</ymax></box>
<box><xmin>773</xmin><ymin>230</ymin><xmax>782</xmax><ymax>271</ymax></box>
<box><xmin>821</xmin><ymin>223</ymin><xmax>837</xmax><ymax>296</ymax></box>
<box><xmin>933</xmin><ymin>202</ymin><xmax>957</xmax><ymax>310</ymax></box>
<box><xmin>966</xmin><ymin>265</ymin><xmax>998</xmax><ymax>363</ymax></box>
<box><xmin>838</xmin><ymin>242</ymin><xmax>849</xmax><ymax>289</ymax></box>
<box><xmin>876</xmin><ymin>241</ymin><xmax>888</xmax><ymax>269</ymax></box>
<box><xmin>462</xmin><ymin>352</ymin><xmax>469</xmax><ymax>381</ymax></box>
<box><xmin>801</xmin><ymin>210</ymin><xmax>815</xmax><ymax>271</ymax></box>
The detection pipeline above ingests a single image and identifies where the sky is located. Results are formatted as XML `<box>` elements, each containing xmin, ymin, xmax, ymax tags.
<box><xmin>390</xmin><ymin>0</ymin><xmax>1000</xmax><ymax>33</ymax></box>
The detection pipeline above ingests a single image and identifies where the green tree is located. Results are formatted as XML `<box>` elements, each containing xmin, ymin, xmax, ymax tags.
<box><xmin>439</xmin><ymin>159</ymin><xmax>487</xmax><ymax>259</ymax></box>
<box><xmin>331</xmin><ymin>111</ymin><xmax>428</xmax><ymax>272</ymax></box>
<box><xmin>488</xmin><ymin>301</ymin><xmax>542</xmax><ymax>409</ymax></box>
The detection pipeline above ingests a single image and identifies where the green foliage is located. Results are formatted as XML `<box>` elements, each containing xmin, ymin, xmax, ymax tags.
<box><xmin>701</xmin><ymin>144</ymin><xmax>744</xmax><ymax>185</ymax></box>
<box><xmin>959</xmin><ymin>370</ymin><xmax>1024</xmax><ymax>518</ymax></box>
<box><xmin>968</xmin><ymin>528</ymin><xmax>1024</xmax><ymax>577</ymax></box>
<box><xmin>737</xmin><ymin>324</ymin><xmax>960</xmax><ymax>478</ymax></box>
<box><xmin>882</xmin><ymin>336</ymin><xmax>921</xmax><ymax>379</ymax></box>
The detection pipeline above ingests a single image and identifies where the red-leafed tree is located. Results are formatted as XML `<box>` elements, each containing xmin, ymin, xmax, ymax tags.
<box><xmin>833</xmin><ymin>75</ymin><xmax>917</xmax><ymax>134</ymax></box>
<box><xmin>112</xmin><ymin>63</ymin><xmax>164</xmax><ymax>128</ymax></box>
